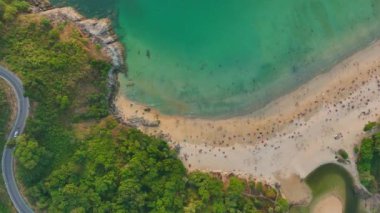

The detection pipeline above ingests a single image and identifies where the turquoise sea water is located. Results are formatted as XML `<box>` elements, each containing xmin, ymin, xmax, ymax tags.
<box><xmin>53</xmin><ymin>0</ymin><xmax>380</xmax><ymax>117</ymax></box>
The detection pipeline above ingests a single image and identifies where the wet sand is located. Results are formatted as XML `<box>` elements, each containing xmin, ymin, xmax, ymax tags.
<box><xmin>275</xmin><ymin>174</ymin><xmax>311</xmax><ymax>204</ymax></box>
<box><xmin>115</xmin><ymin>40</ymin><xmax>380</xmax><ymax>201</ymax></box>
<box><xmin>312</xmin><ymin>195</ymin><xmax>343</xmax><ymax>213</ymax></box>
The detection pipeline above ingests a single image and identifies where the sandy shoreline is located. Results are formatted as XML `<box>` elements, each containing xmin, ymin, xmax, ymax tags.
<box><xmin>115</xmin><ymin>39</ymin><xmax>380</xmax><ymax>202</ymax></box>
<box><xmin>312</xmin><ymin>195</ymin><xmax>343</xmax><ymax>213</ymax></box>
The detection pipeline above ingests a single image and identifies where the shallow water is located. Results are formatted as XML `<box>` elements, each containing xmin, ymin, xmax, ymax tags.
<box><xmin>52</xmin><ymin>0</ymin><xmax>380</xmax><ymax>117</ymax></box>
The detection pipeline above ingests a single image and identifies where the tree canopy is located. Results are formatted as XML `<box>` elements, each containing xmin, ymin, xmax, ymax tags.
<box><xmin>1</xmin><ymin>10</ymin><xmax>289</xmax><ymax>213</ymax></box>
<box><xmin>0</xmin><ymin>0</ymin><xmax>28</xmax><ymax>29</ymax></box>
<box><xmin>357</xmin><ymin>122</ymin><xmax>380</xmax><ymax>193</ymax></box>
<box><xmin>28</xmin><ymin>117</ymin><xmax>288</xmax><ymax>212</ymax></box>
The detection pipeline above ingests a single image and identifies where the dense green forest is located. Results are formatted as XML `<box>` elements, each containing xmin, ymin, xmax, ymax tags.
<box><xmin>0</xmin><ymin>2</ymin><xmax>32</xmax><ymax>211</ymax></box>
<box><xmin>0</xmin><ymin>1</ymin><xmax>289</xmax><ymax>212</ymax></box>
<box><xmin>23</xmin><ymin>117</ymin><xmax>288</xmax><ymax>212</ymax></box>
<box><xmin>1</xmin><ymin>12</ymin><xmax>110</xmax><ymax>186</ymax></box>
<box><xmin>356</xmin><ymin>122</ymin><xmax>380</xmax><ymax>193</ymax></box>
<box><xmin>0</xmin><ymin>0</ymin><xmax>28</xmax><ymax>29</ymax></box>
<box><xmin>0</xmin><ymin>82</ymin><xmax>11</xmax><ymax>141</ymax></box>
<box><xmin>0</xmin><ymin>81</ymin><xmax>13</xmax><ymax>212</ymax></box>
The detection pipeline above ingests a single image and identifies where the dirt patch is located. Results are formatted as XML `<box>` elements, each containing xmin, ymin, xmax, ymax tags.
<box><xmin>276</xmin><ymin>174</ymin><xmax>311</xmax><ymax>204</ymax></box>
<box><xmin>73</xmin><ymin>121</ymin><xmax>96</xmax><ymax>140</ymax></box>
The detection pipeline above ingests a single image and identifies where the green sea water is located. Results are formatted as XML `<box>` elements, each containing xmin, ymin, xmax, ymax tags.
<box><xmin>53</xmin><ymin>0</ymin><xmax>380</xmax><ymax>117</ymax></box>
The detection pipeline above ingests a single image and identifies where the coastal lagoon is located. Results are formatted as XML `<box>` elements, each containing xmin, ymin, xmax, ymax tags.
<box><xmin>291</xmin><ymin>164</ymin><xmax>359</xmax><ymax>213</ymax></box>
<box><xmin>53</xmin><ymin>0</ymin><xmax>380</xmax><ymax>117</ymax></box>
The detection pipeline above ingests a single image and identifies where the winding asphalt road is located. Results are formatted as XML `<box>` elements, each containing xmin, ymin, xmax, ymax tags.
<box><xmin>0</xmin><ymin>65</ymin><xmax>33</xmax><ymax>213</ymax></box>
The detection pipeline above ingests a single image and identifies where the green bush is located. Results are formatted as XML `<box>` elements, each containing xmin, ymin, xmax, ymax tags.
<box><xmin>364</xmin><ymin>122</ymin><xmax>378</xmax><ymax>132</ymax></box>
<box><xmin>357</xmin><ymin>130</ymin><xmax>380</xmax><ymax>193</ymax></box>
<box><xmin>0</xmin><ymin>0</ymin><xmax>28</xmax><ymax>23</ymax></box>
<box><xmin>338</xmin><ymin>149</ymin><xmax>349</xmax><ymax>160</ymax></box>
<box><xmin>14</xmin><ymin>135</ymin><xmax>47</xmax><ymax>170</ymax></box>
<box><xmin>263</xmin><ymin>186</ymin><xmax>277</xmax><ymax>199</ymax></box>
<box><xmin>354</xmin><ymin>145</ymin><xmax>360</xmax><ymax>154</ymax></box>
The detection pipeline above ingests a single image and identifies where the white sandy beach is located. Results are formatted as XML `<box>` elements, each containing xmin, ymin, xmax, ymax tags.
<box><xmin>115</xmin><ymin>40</ymin><xmax>380</xmax><ymax>202</ymax></box>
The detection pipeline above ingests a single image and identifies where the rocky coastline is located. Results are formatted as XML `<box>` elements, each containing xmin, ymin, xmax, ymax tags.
<box><xmin>29</xmin><ymin>1</ymin><xmax>158</xmax><ymax>129</ymax></box>
<box><xmin>28</xmin><ymin>0</ymin><xmax>51</xmax><ymax>12</ymax></box>
<box><xmin>28</xmin><ymin>0</ymin><xmax>125</xmax><ymax>117</ymax></box>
